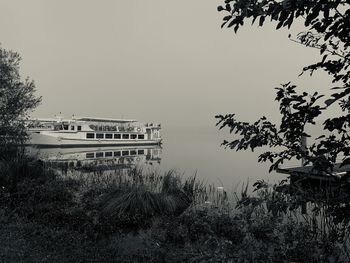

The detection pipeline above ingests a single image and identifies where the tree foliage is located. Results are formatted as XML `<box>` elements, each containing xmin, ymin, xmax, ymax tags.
<box><xmin>216</xmin><ymin>0</ymin><xmax>350</xmax><ymax>174</ymax></box>
<box><xmin>0</xmin><ymin>46</ymin><xmax>41</xmax><ymax>155</ymax></box>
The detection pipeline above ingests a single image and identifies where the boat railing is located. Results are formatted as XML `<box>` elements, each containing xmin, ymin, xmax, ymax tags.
<box><xmin>88</xmin><ymin>124</ymin><xmax>145</xmax><ymax>132</ymax></box>
<box><xmin>145</xmin><ymin>123</ymin><xmax>161</xmax><ymax>128</ymax></box>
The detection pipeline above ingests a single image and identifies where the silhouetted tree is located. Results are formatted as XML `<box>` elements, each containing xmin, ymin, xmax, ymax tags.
<box><xmin>216</xmin><ymin>0</ymin><xmax>350</xmax><ymax>174</ymax></box>
<box><xmin>0</xmin><ymin>46</ymin><xmax>41</xmax><ymax>156</ymax></box>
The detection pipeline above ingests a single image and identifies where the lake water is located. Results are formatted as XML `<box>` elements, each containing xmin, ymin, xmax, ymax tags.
<box><xmin>29</xmin><ymin>124</ymin><xmax>290</xmax><ymax>191</ymax></box>
<box><xmin>160</xmin><ymin>125</ymin><xmax>287</xmax><ymax>189</ymax></box>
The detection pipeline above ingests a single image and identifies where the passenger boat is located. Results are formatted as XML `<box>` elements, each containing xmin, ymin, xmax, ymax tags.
<box><xmin>26</xmin><ymin>116</ymin><xmax>161</xmax><ymax>147</ymax></box>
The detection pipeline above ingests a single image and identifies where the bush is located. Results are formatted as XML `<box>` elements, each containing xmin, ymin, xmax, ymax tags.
<box><xmin>2</xmin><ymin>156</ymin><xmax>350</xmax><ymax>262</ymax></box>
<box><xmin>0</xmin><ymin>156</ymin><xmax>47</xmax><ymax>193</ymax></box>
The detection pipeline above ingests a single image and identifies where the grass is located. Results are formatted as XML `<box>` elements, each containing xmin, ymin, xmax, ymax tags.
<box><xmin>2</xmin><ymin>155</ymin><xmax>350</xmax><ymax>262</ymax></box>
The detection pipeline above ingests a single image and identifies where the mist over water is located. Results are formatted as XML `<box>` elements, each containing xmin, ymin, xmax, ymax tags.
<box><xmin>29</xmin><ymin>120</ymin><xmax>329</xmax><ymax>192</ymax></box>
<box><xmin>1</xmin><ymin>0</ymin><xmax>334</xmax><ymax>191</ymax></box>
<box><xmin>160</xmin><ymin>125</ymin><xmax>281</xmax><ymax>187</ymax></box>
<box><xmin>34</xmin><ymin>124</ymin><xmax>286</xmax><ymax>190</ymax></box>
<box><xmin>160</xmin><ymin>121</ymin><xmax>332</xmax><ymax>187</ymax></box>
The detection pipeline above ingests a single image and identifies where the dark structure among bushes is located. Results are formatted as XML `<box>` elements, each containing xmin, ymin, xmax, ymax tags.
<box><xmin>277</xmin><ymin>163</ymin><xmax>350</xmax><ymax>182</ymax></box>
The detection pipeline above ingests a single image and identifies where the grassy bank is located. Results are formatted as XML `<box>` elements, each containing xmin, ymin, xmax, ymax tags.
<box><xmin>1</xmin><ymin>156</ymin><xmax>350</xmax><ymax>262</ymax></box>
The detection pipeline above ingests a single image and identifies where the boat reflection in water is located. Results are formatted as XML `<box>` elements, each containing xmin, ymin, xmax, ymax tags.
<box><xmin>28</xmin><ymin>145</ymin><xmax>162</xmax><ymax>174</ymax></box>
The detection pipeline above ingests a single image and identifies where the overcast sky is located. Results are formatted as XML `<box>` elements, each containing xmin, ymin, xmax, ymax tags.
<box><xmin>0</xmin><ymin>0</ymin><xmax>334</xmax><ymax>127</ymax></box>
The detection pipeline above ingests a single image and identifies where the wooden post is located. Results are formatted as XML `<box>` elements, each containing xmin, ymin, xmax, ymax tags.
<box><xmin>301</xmin><ymin>136</ymin><xmax>307</xmax><ymax>166</ymax></box>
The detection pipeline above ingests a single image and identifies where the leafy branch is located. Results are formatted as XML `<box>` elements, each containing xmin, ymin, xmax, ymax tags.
<box><xmin>217</xmin><ymin>0</ymin><xmax>350</xmax><ymax>176</ymax></box>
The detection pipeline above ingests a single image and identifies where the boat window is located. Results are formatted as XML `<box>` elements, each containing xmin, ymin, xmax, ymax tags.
<box><xmin>122</xmin><ymin>150</ymin><xmax>129</xmax><ymax>156</ymax></box>
<box><xmin>105</xmin><ymin>134</ymin><xmax>113</xmax><ymax>139</ymax></box>
<box><xmin>105</xmin><ymin>152</ymin><xmax>112</xmax><ymax>157</ymax></box>
<box><xmin>96</xmin><ymin>133</ymin><xmax>104</xmax><ymax>139</ymax></box>
<box><xmin>86</xmin><ymin>133</ymin><xmax>95</xmax><ymax>139</ymax></box>
<box><xmin>131</xmin><ymin>134</ymin><xmax>137</xmax><ymax>139</ymax></box>
<box><xmin>63</xmin><ymin>125</ymin><xmax>69</xmax><ymax>130</ymax></box>
<box><xmin>114</xmin><ymin>134</ymin><xmax>121</xmax><ymax>139</ymax></box>
<box><xmin>86</xmin><ymin>153</ymin><xmax>94</xmax><ymax>158</ymax></box>
<box><xmin>137</xmin><ymin>150</ymin><xmax>144</xmax><ymax>155</ymax></box>
<box><xmin>138</xmin><ymin>134</ymin><xmax>145</xmax><ymax>139</ymax></box>
<box><xmin>122</xmin><ymin>134</ymin><xmax>129</xmax><ymax>139</ymax></box>
<box><xmin>77</xmin><ymin>126</ymin><xmax>82</xmax><ymax>131</ymax></box>
<box><xmin>71</xmin><ymin>126</ymin><xmax>75</xmax><ymax>131</ymax></box>
<box><xmin>130</xmin><ymin>150</ymin><xmax>137</xmax><ymax>155</ymax></box>
<box><xmin>114</xmin><ymin>151</ymin><xmax>121</xmax><ymax>157</ymax></box>
<box><xmin>96</xmin><ymin>152</ymin><xmax>104</xmax><ymax>158</ymax></box>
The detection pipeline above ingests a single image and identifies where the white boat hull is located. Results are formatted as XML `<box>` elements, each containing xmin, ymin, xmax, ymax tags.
<box><xmin>28</xmin><ymin>132</ymin><xmax>162</xmax><ymax>148</ymax></box>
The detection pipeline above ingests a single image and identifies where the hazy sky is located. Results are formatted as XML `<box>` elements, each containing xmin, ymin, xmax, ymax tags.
<box><xmin>0</xmin><ymin>0</ymin><xmax>334</xmax><ymax>127</ymax></box>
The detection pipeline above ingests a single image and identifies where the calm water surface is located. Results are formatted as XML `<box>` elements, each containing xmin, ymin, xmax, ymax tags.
<box><xmin>160</xmin><ymin>125</ymin><xmax>285</xmax><ymax>189</ymax></box>
<box><xmin>31</xmin><ymin>125</ymin><xmax>290</xmax><ymax>190</ymax></box>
